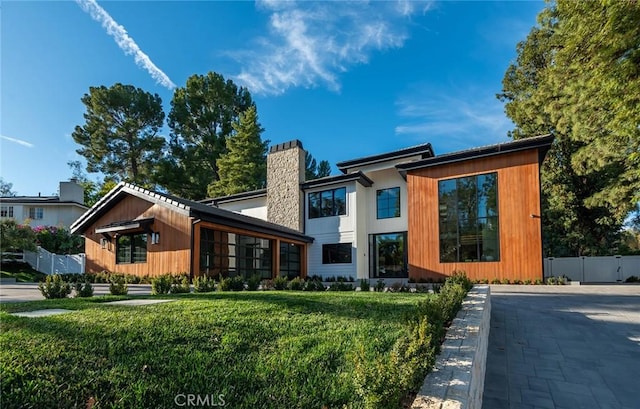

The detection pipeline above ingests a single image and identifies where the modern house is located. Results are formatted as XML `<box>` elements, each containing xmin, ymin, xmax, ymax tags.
<box><xmin>1</xmin><ymin>180</ymin><xmax>88</xmax><ymax>229</ymax></box>
<box><xmin>71</xmin><ymin>135</ymin><xmax>554</xmax><ymax>281</ymax></box>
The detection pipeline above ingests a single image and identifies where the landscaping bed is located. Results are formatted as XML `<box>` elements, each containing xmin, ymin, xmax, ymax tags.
<box><xmin>0</xmin><ymin>276</ymin><xmax>472</xmax><ymax>409</ymax></box>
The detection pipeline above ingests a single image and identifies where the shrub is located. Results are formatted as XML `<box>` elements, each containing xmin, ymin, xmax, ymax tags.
<box><xmin>74</xmin><ymin>281</ymin><xmax>94</xmax><ymax>298</ymax></box>
<box><xmin>448</xmin><ymin>271</ymin><xmax>473</xmax><ymax>292</ymax></box>
<box><xmin>303</xmin><ymin>279</ymin><xmax>325</xmax><ymax>291</ymax></box>
<box><xmin>534</xmin><ymin>278</ymin><xmax>544</xmax><ymax>285</ymax></box>
<box><xmin>193</xmin><ymin>276</ymin><xmax>216</xmax><ymax>293</ymax></box>
<box><xmin>523</xmin><ymin>279</ymin><xmax>532</xmax><ymax>285</ymax></box>
<box><xmin>273</xmin><ymin>275</ymin><xmax>288</xmax><ymax>290</ymax></box>
<box><xmin>374</xmin><ymin>279</ymin><xmax>385</xmax><ymax>292</ymax></box>
<box><xmin>151</xmin><ymin>275</ymin><xmax>173</xmax><ymax>295</ymax></box>
<box><xmin>490</xmin><ymin>278</ymin><xmax>501</xmax><ymax>284</ymax></box>
<box><xmin>388</xmin><ymin>282</ymin><xmax>411</xmax><ymax>293</ymax></box>
<box><xmin>219</xmin><ymin>276</ymin><xmax>245</xmax><ymax>291</ymax></box>
<box><xmin>287</xmin><ymin>277</ymin><xmax>305</xmax><ymax>291</ymax></box>
<box><xmin>38</xmin><ymin>274</ymin><xmax>72</xmax><ymax>299</ymax></box>
<box><xmin>546</xmin><ymin>276</ymin><xmax>557</xmax><ymax>285</ymax></box>
<box><xmin>625</xmin><ymin>275</ymin><xmax>639</xmax><ymax>283</ymax></box>
<box><xmin>360</xmin><ymin>279</ymin><xmax>370</xmax><ymax>292</ymax></box>
<box><xmin>325</xmin><ymin>276</ymin><xmax>336</xmax><ymax>283</ymax></box>
<box><xmin>327</xmin><ymin>282</ymin><xmax>354</xmax><ymax>291</ymax></box>
<box><xmin>431</xmin><ymin>283</ymin><xmax>442</xmax><ymax>294</ymax></box>
<box><xmin>260</xmin><ymin>279</ymin><xmax>275</xmax><ymax>290</ymax></box>
<box><xmin>414</xmin><ymin>285</ymin><xmax>430</xmax><ymax>293</ymax></box>
<box><xmin>171</xmin><ymin>276</ymin><xmax>191</xmax><ymax>294</ymax></box>
<box><xmin>109</xmin><ymin>274</ymin><xmax>128</xmax><ymax>295</ymax></box>
<box><xmin>246</xmin><ymin>275</ymin><xmax>261</xmax><ymax>291</ymax></box>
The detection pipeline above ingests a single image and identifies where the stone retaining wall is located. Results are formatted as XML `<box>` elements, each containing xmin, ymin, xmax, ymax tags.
<box><xmin>412</xmin><ymin>285</ymin><xmax>491</xmax><ymax>409</ymax></box>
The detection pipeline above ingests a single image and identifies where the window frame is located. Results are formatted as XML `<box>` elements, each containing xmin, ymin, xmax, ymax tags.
<box><xmin>322</xmin><ymin>243</ymin><xmax>352</xmax><ymax>264</ymax></box>
<box><xmin>116</xmin><ymin>233</ymin><xmax>148</xmax><ymax>264</ymax></box>
<box><xmin>29</xmin><ymin>207</ymin><xmax>44</xmax><ymax>220</ymax></box>
<box><xmin>200</xmin><ymin>228</ymin><xmax>273</xmax><ymax>279</ymax></box>
<box><xmin>369</xmin><ymin>231</ymin><xmax>408</xmax><ymax>278</ymax></box>
<box><xmin>308</xmin><ymin>187</ymin><xmax>347</xmax><ymax>219</ymax></box>
<box><xmin>376</xmin><ymin>187</ymin><xmax>401</xmax><ymax>219</ymax></box>
<box><xmin>438</xmin><ymin>172</ymin><xmax>500</xmax><ymax>263</ymax></box>
<box><xmin>0</xmin><ymin>205</ymin><xmax>13</xmax><ymax>218</ymax></box>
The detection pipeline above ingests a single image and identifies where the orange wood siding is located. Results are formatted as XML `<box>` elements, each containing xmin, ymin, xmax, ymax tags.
<box><xmin>83</xmin><ymin>195</ymin><xmax>192</xmax><ymax>276</ymax></box>
<box><xmin>407</xmin><ymin>149</ymin><xmax>543</xmax><ymax>281</ymax></box>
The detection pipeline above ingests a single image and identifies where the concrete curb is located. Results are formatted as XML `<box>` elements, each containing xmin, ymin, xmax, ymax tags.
<box><xmin>411</xmin><ymin>285</ymin><xmax>491</xmax><ymax>409</ymax></box>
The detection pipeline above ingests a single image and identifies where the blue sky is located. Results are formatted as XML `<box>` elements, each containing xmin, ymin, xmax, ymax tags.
<box><xmin>1</xmin><ymin>0</ymin><xmax>544</xmax><ymax>196</ymax></box>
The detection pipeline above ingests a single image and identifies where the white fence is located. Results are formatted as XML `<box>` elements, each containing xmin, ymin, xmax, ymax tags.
<box><xmin>23</xmin><ymin>247</ymin><xmax>85</xmax><ymax>275</ymax></box>
<box><xmin>544</xmin><ymin>255</ymin><xmax>640</xmax><ymax>283</ymax></box>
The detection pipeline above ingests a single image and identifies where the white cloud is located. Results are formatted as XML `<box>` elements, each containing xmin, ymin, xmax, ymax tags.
<box><xmin>1</xmin><ymin>135</ymin><xmax>34</xmax><ymax>148</ymax></box>
<box><xmin>234</xmin><ymin>0</ymin><xmax>432</xmax><ymax>95</ymax></box>
<box><xmin>75</xmin><ymin>0</ymin><xmax>176</xmax><ymax>90</ymax></box>
<box><xmin>395</xmin><ymin>90</ymin><xmax>513</xmax><ymax>149</ymax></box>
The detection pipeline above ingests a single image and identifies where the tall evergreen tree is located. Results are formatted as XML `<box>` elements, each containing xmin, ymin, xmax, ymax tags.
<box><xmin>207</xmin><ymin>106</ymin><xmax>269</xmax><ymax>197</ymax></box>
<box><xmin>160</xmin><ymin>72</ymin><xmax>253</xmax><ymax>200</ymax></box>
<box><xmin>499</xmin><ymin>1</ymin><xmax>640</xmax><ymax>256</ymax></box>
<box><xmin>71</xmin><ymin>84</ymin><xmax>165</xmax><ymax>188</ymax></box>
<box><xmin>305</xmin><ymin>152</ymin><xmax>331</xmax><ymax>180</ymax></box>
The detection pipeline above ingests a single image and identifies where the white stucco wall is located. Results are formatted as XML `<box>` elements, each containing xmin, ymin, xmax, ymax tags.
<box><xmin>217</xmin><ymin>196</ymin><xmax>268</xmax><ymax>221</ymax></box>
<box><xmin>305</xmin><ymin>182</ymin><xmax>358</xmax><ymax>279</ymax></box>
<box><xmin>364</xmin><ymin>168</ymin><xmax>409</xmax><ymax>236</ymax></box>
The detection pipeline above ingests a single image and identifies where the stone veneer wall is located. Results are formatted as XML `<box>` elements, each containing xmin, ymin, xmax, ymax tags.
<box><xmin>266</xmin><ymin>140</ymin><xmax>305</xmax><ymax>232</ymax></box>
<box><xmin>412</xmin><ymin>285</ymin><xmax>492</xmax><ymax>409</ymax></box>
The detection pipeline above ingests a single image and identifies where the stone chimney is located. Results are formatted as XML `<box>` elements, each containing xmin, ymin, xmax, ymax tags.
<box><xmin>59</xmin><ymin>180</ymin><xmax>84</xmax><ymax>205</ymax></box>
<box><xmin>267</xmin><ymin>140</ymin><xmax>306</xmax><ymax>232</ymax></box>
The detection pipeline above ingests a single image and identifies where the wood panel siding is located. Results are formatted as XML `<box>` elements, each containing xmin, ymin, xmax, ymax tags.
<box><xmin>83</xmin><ymin>195</ymin><xmax>192</xmax><ymax>276</ymax></box>
<box><xmin>407</xmin><ymin>149</ymin><xmax>543</xmax><ymax>281</ymax></box>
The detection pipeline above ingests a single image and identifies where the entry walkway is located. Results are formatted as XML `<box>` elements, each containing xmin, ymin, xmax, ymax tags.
<box><xmin>482</xmin><ymin>285</ymin><xmax>640</xmax><ymax>409</ymax></box>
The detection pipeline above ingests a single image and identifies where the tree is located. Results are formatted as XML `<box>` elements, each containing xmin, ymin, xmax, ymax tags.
<box><xmin>0</xmin><ymin>220</ymin><xmax>36</xmax><ymax>253</ymax></box>
<box><xmin>207</xmin><ymin>106</ymin><xmax>269</xmax><ymax>197</ymax></box>
<box><xmin>0</xmin><ymin>178</ymin><xmax>16</xmax><ymax>196</ymax></box>
<box><xmin>305</xmin><ymin>152</ymin><xmax>331</xmax><ymax>180</ymax></box>
<box><xmin>498</xmin><ymin>0</ymin><xmax>640</xmax><ymax>256</ymax></box>
<box><xmin>72</xmin><ymin>83</ymin><xmax>166</xmax><ymax>188</ymax></box>
<box><xmin>160</xmin><ymin>72</ymin><xmax>254</xmax><ymax>200</ymax></box>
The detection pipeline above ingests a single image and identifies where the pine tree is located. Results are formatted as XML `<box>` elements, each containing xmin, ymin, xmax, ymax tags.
<box><xmin>207</xmin><ymin>106</ymin><xmax>268</xmax><ymax>197</ymax></box>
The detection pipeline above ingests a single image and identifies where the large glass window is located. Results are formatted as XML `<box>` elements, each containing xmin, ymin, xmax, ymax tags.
<box><xmin>309</xmin><ymin>187</ymin><xmax>346</xmax><ymax>219</ymax></box>
<box><xmin>322</xmin><ymin>243</ymin><xmax>352</xmax><ymax>264</ymax></box>
<box><xmin>200</xmin><ymin>228</ymin><xmax>272</xmax><ymax>279</ymax></box>
<box><xmin>369</xmin><ymin>232</ymin><xmax>407</xmax><ymax>278</ymax></box>
<box><xmin>116</xmin><ymin>233</ymin><xmax>147</xmax><ymax>264</ymax></box>
<box><xmin>438</xmin><ymin>173</ymin><xmax>499</xmax><ymax>263</ymax></box>
<box><xmin>377</xmin><ymin>187</ymin><xmax>401</xmax><ymax>219</ymax></box>
<box><xmin>280</xmin><ymin>242</ymin><xmax>302</xmax><ymax>279</ymax></box>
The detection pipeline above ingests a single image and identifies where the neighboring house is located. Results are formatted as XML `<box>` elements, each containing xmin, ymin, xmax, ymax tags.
<box><xmin>71</xmin><ymin>135</ymin><xmax>553</xmax><ymax>281</ymax></box>
<box><xmin>0</xmin><ymin>180</ymin><xmax>87</xmax><ymax>229</ymax></box>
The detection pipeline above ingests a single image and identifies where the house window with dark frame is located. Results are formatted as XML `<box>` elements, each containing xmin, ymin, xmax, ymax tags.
<box><xmin>369</xmin><ymin>232</ymin><xmax>407</xmax><ymax>278</ymax></box>
<box><xmin>200</xmin><ymin>228</ymin><xmax>273</xmax><ymax>279</ymax></box>
<box><xmin>322</xmin><ymin>243</ymin><xmax>352</xmax><ymax>264</ymax></box>
<box><xmin>116</xmin><ymin>233</ymin><xmax>147</xmax><ymax>264</ymax></box>
<box><xmin>438</xmin><ymin>172</ymin><xmax>499</xmax><ymax>263</ymax></box>
<box><xmin>280</xmin><ymin>242</ymin><xmax>302</xmax><ymax>279</ymax></box>
<box><xmin>309</xmin><ymin>187</ymin><xmax>346</xmax><ymax>219</ymax></box>
<box><xmin>1</xmin><ymin>206</ymin><xmax>13</xmax><ymax>218</ymax></box>
<box><xmin>28</xmin><ymin>207</ymin><xmax>43</xmax><ymax>220</ymax></box>
<box><xmin>376</xmin><ymin>187</ymin><xmax>401</xmax><ymax>219</ymax></box>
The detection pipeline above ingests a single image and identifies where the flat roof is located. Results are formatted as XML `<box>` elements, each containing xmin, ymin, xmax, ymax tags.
<box><xmin>301</xmin><ymin>171</ymin><xmax>374</xmax><ymax>190</ymax></box>
<box><xmin>200</xmin><ymin>189</ymin><xmax>267</xmax><ymax>206</ymax></box>
<box><xmin>396</xmin><ymin>134</ymin><xmax>554</xmax><ymax>172</ymax></box>
<box><xmin>336</xmin><ymin>142</ymin><xmax>434</xmax><ymax>173</ymax></box>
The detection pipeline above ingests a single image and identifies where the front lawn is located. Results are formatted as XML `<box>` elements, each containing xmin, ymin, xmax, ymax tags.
<box><xmin>1</xmin><ymin>291</ymin><xmax>434</xmax><ymax>409</ymax></box>
<box><xmin>0</xmin><ymin>262</ymin><xmax>46</xmax><ymax>282</ymax></box>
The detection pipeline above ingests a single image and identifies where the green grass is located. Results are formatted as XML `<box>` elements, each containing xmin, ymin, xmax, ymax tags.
<box><xmin>1</xmin><ymin>262</ymin><xmax>46</xmax><ymax>282</ymax></box>
<box><xmin>0</xmin><ymin>291</ymin><xmax>429</xmax><ymax>409</ymax></box>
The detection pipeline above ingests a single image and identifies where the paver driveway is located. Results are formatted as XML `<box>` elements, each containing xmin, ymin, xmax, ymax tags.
<box><xmin>482</xmin><ymin>285</ymin><xmax>640</xmax><ymax>409</ymax></box>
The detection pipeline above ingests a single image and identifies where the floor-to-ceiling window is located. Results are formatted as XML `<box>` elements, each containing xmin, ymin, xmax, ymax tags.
<box><xmin>280</xmin><ymin>242</ymin><xmax>302</xmax><ymax>279</ymax></box>
<box><xmin>369</xmin><ymin>232</ymin><xmax>407</xmax><ymax>278</ymax></box>
<box><xmin>200</xmin><ymin>228</ymin><xmax>272</xmax><ymax>279</ymax></box>
<box><xmin>438</xmin><ymin>172</ymin><xmax>499</xmax><ymax>262</ymax></box>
